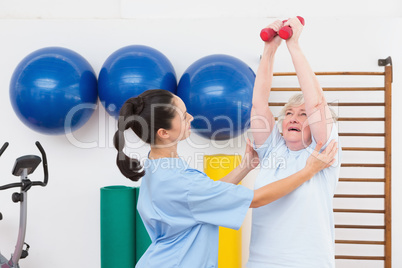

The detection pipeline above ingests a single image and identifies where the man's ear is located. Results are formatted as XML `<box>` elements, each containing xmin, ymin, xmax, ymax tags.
<box><xmin>156</xmin><ymin>128</ymin><xmax>169</xmax><ymax>140</ymax></box>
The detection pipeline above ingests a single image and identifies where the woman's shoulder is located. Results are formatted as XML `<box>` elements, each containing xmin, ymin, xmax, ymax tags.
<box><xmin>145</xmin><ymin>157</ymin><xmax>187</xmax><ymax>170</ymax></box>
<box><xmin>144</xmin><ymin>157</ymin><xmax>207</xmax><ymax>180</ymax></box>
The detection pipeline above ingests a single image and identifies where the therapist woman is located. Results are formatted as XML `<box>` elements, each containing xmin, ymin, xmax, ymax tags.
<box><xmin>113</xmin><ymin>89</ymin><xmax>337</xmax><ymax>268</ymax></box>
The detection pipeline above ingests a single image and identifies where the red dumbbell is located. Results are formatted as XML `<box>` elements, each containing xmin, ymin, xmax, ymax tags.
<box><xmin>260</xmin><ymin>16</ymin><xmax>305</xmax><ymax>42</ymax></box>
<box><xmin>260</xmin><ymin>27</ymin><xmax>277</xmax><ymax>42</ymax></box>
<box><xmin>278</xmin><ymin>16</ymin><xmax>305</xmax><ymax>40</ymax></box>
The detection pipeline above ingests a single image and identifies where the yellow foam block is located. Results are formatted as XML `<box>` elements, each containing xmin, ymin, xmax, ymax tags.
<box><xmin>204</xmin><ymin>154</ymin><xmax>242</xmax><ymax>268</ymax></box>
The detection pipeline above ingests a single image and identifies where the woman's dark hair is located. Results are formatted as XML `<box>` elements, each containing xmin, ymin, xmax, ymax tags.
<box><xmin>113</xmin><ymin>89</ymin><xmax>176</xmax><ymax>181</ymax></box>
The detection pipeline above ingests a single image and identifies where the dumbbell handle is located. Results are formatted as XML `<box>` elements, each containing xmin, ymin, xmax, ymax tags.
<box><xmin>260</xmin><ymin>16</ymin><xmax>304</xmax><ymax>42</ymax></box>
<box><xmin>278</xmin><ymin>16</ymin><xmax>305</xmax><ymax>40</ymax></box>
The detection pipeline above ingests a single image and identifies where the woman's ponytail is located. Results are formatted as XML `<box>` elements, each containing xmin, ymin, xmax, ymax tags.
<box><xmin>113</xmin><ymin>97</ymin><xmax>145</xmax><ymax>182</ymax></box>
<box><xmin>113</xmin><ymin>89</ymin><xmax>176</xmax><ymax>182</ymax></box>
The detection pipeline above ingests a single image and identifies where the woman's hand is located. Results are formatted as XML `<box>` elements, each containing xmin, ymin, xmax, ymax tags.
<box><xmin>264</xmin><ymin>20</ymin><xmax>283</xmax><ymax>50</ymax></box>
<box><xmin>243</xmin><ymin>138</ymin><xmax>260</xmax><ymax>171</ymax></box>
<box><xmin>305</xmin><ymin>140</ymin><xmax>338</xmax><ymax>174</ymax></box>
<box><xmin>284</xmin><ymin>17</ymin><xmax>304</xmax><ymax>48</ymax></box>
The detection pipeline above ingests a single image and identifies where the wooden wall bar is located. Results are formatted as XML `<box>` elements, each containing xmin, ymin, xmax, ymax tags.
<box><xmin>271</xmin><ymin>65</ymin><xmax>392</xmax><ymax>267</ymax></box>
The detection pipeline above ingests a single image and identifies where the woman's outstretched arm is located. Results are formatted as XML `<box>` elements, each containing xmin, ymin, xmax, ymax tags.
<box><xmin>250</xmin><ymin>140</ymin><xmax>338</xmax><ymax>208</ymax></box>
<box><xmin>285</xmin><ymin>17</ymin><xmax>334</xmax><ymax>144</ymax></box>
<box><xmin>251</xmin><ymin>20</ymin><xmax>283</xmax><ymax>148</ymax></box>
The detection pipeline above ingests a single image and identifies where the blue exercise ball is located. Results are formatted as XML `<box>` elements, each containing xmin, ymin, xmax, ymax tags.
<box><xmin>9</xmin><ymin>47</ymin><xmax>98</xmax><ymax>135</ymax></box>
<box><xmin>177</xmin><ymin>54</ymin><xmax>255</xmax><ymax>140</ymax></box>
<box><xmin>98</xmin><ymin>45</ymin><xmax>177</xmax><ymax>118</ymax></box>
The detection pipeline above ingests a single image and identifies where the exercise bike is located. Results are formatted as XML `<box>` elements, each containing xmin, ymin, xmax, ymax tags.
<box><xmin>0</xmin><ymin>141</ymin><xmax>48</xmax><ymax>268</ymax></box>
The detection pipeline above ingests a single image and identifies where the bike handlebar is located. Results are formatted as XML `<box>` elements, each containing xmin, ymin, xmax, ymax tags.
<box><xmin>32</xmin><ymin>141</ymin><xmax>48</xmax><ymax>187</ymax></box>
<box><xmin>0</xmin><ymin>141</ymin><xmax>48</xmax><ymax>190</ymax></box>
<box><xmin>0</xmin><ymin>142</ymin><xmax>8</xmax><ymax>157</ymax></box>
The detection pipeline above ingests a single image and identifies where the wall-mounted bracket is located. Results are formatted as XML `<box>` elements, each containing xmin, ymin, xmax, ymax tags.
<box><xmin>378</xmin><ymin>56</ymin><xmax>392</xmax><ymax>66</ymax></box>
<box><xmin>378</xmin><ymin>56</ymin><xmax>392</xmax><ymax>82</ymax></box>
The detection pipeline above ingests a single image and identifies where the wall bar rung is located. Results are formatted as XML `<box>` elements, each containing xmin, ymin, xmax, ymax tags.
<box><xmin>273</xmin><ymin>71</ymin><xmax>385</xmax><ymax>76</ymax></box>
<box><xmin>342</xmin><ymin>147</ymin><xmax>385</xmax><ymax>151</ymax></box>
<box><xmin>339</xmin><ymin>133</ymin><xmax>385</xmax><ymax>137</ymax></box>
<box><xmin>334</xmin><ymin>209</ymin><xmax>385</xmax><ymax>213</ymax></box>
<box><xmin>335</xmin><ymin>225</ymin><xmax>385</xmax><ymax>229</ymax></box>
<box><xmin>334</xmin><ymin>194</ymin><xmax>385</xmax><ymax>198</ymax></box>
<box><xmin>268</xmin><ymin>102</ymin><xmax>385</xmax><ymax>107</ymax></box>
<box><xmin>274</xmin><ymin>117</ymin><xmax>384</xmax><ymax>121</ymax></box>
<box><xmin>336</xmin><ymin>240</ymin><xmax>385</xmax><ymax>245</ymax></box>
<box><xmin>341</xmin><ymin>164</ymin><xmax>385</xmax><ymax>168</ymax></box>
<box><xmin>339</xmin><ymin>178</ymin><xmax>385</xmax><ymax>182</ymax></box>
<box><xmin>271</xmin><ymin>87</ymin><xmax>385</xmax><ymax>91</ymax></box>
<box><xmin>335</xmin><ymin>256</ymin><xmax>385</xmax><ymax>260</ymax></box>
<box><xmin>338</xmin><ymin>118</ymin><xmax>384</xmax><ymax>121</ymax></box>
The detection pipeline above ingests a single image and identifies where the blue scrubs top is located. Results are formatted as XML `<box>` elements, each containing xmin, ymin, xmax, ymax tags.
<box><xmin>136</xmin><ymin>157</ymin><xmax>253</xmax><ymax>268</ymax></box>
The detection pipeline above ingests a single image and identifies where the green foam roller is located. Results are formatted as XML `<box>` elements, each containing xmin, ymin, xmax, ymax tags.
<box><xmin>100</xmin><ymin>186</ymin><xmax>136</xmax><ymax>268</ymax></box>
<box><xmin>134</xmin><ymin>187</ymin><xmax>152</xmax><ymax>263</ymax></box>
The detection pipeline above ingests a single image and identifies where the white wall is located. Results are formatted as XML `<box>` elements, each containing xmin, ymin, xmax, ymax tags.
<box><xmin>0</xmin><ymin>1</ymin><xmax>400</xmax><ymax>267</ymax></box>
